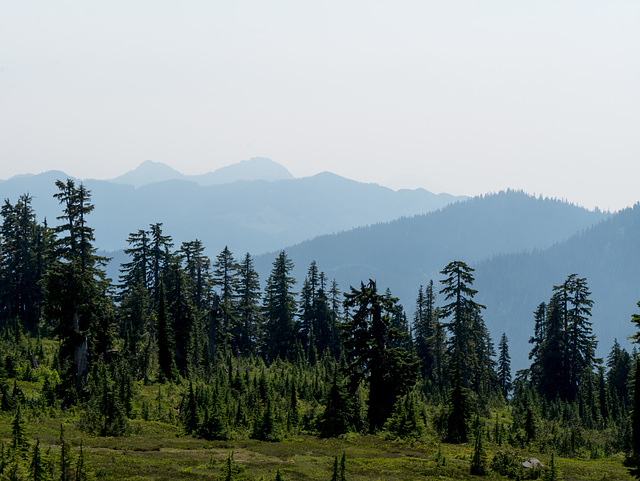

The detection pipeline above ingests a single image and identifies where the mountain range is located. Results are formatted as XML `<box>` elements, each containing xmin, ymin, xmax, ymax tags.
<box><xmin>2</xmin><ymin>159</ymin><xmax>636</xmax><ymax>371</ymax></box>
<box><xmin>252</xmin><ymin>190</ymin><xmax>630</xmax><ymax>370</ymax></box>
<box><xmin>0</xmin><ymin>158</ymin><xmax>464</xmax><ymax>254</ymax></box>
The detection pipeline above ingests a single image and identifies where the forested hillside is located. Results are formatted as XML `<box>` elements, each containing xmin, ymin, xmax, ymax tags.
<box><xmin>0</xmin><ymin>180</ymin><xmax>638</xmax><ymax>480</ymax></box>
<box><xmin>253</xmin><ymin>190</ymin><xmax>612</xmax><ymax>368</ymax></box>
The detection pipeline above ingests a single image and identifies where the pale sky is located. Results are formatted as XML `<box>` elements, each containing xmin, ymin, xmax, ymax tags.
<box><xmin>1</xmin><ymin>1</ymin><xmax>639</xmax><ymax>211</ymax></box>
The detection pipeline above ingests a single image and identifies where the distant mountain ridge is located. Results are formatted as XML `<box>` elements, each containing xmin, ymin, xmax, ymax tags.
<box><xmin>110</xmin><ymin>157</ymin><xmax>295</xmax><ymax>188</ymax></box>
<box><xmin>0</xmin><ymin>159</ymin><xmax>465</xmax><ymax>254</ymax></box>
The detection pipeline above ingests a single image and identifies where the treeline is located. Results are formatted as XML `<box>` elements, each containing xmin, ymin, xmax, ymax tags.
<box><xmin>1</xmin><ymin>180</ymin><xmax>640</xmax><ymax>477</ymax></box>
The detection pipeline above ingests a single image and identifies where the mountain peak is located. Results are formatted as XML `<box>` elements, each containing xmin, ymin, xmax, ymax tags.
<box><xmin>199</xmin><ymin>157</ymin><xmax>294</xmax><ymax>185</ymax></box>
<box><xmin>112</xmin><ymin>160</ymin><xmax>184</xmax><ymax>187</ymax></box>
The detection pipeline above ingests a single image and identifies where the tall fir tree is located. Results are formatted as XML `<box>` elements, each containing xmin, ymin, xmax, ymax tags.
<box><xmin>342</xmin><ymin>280</ymin><xmax>419</xmax><ymax>432</ymax></box>
<box><xmin>498</xmin><ymin>333</ymin><xmax>512</xmax><ymax>399</ymax></box>
<box><xmin>263</xmin><ymin>251</ymin><xmax>297</xmax><ymax>361</ymax></box>
<box><xmin>43</xmin><ymin>180</ymin><xmax>112</xmax><ymax>403</ymax></box>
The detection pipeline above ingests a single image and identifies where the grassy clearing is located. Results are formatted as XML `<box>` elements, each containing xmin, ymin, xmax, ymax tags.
<box><xmin>2</xmin><ymin>412</ymin><xmax>636</xmax><ymax>480</ymax></box>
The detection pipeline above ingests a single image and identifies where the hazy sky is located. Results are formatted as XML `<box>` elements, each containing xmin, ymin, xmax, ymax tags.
<box><xmin>1</xmin><ymin>1</ymin><xmax>638</xmax><ymax>211</ymax></box>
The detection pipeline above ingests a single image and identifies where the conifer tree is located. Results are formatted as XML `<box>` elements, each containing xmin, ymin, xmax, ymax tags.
<box><xmin>439</xmin><ymin>261</ymin><xmax>486</xmax><ymax>388</ymax></box>
<box><xmin>59</xmin><ymin>424</ymin><xmax>72</xmax><ymax>481</ymax></box>
<box><xmin>11</xmin><ymin>403</ymin><xmax>29</xmax><ymax>455</ymax></box>
<box><xmin>213</xmin><ymin>246</ymin><xmax>239</xmax><ymax>350</ymax></box>
<box><xmin>75</xmin><ymin>441</ymin><xmax>87</xmax><ymax>481</ymax></box>
<box><xmin>148</xmin><ymin>223</ymin><xmax>173</xmax><ymax>306</ymax></box>
<box><xmin>498</xmin><ymin>333</ymin><xmax>512</xmax><ymax>399</ymax></box>
<box><xmin>470</xmin><ymin>426</ymin><xmax>488</xmax><ymax>475</ymax></box>
<box><xmin>263</xmin><ymin>251</ymin><xmax>297</xmax><ymax>361</ymax></box>
<box><xmin>119</xmin><ymin>228</ymin><xmax>152</xmax><ymax>295</ymax></box>
<box><xmin>156</xmin><ymin>283</ymin><xmax>176</xmax><ymax>382</ymax></box>
<box><xmin>43</xmin><ymin>180</ymin><xmax>111</xmax><ymax>402</ymax></box>
<box><xmin>342</xmin><ymin>280</ymin><xmax>419</xmax><ymax>432</ymax></box>
<box><xmin>319</xmin><ymin>370</ymin><xmax>349</xmax><ymax>437</ymax></box>
<box><xmin>445</xmin><ymin>353</ymin><xmax>470</xmax><ymax>443</ymax></box>
<box><xmin>0</xmin><ymin>194</ymin><xmax>49</xmax><ymax>331</ymax></box>
<box><xmin>29</xmin><ymin>438</ymin><xmax>46</xmax><ymax>481</ymax></box>
<box><xmin>236</xmin><ymin>253</ymin><xmax>262</xmax><ymax>356</ymax></box>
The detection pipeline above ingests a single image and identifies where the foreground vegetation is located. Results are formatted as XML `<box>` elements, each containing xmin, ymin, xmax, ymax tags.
<box><xmin>1</xmin><ymin>180</ymin><xmax>640</xmax><ymax>480</ymax></box>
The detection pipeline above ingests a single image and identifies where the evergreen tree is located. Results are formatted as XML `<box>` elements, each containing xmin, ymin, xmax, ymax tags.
<box><xmin>607</xmin><ymin>339</ymin><xmax>632</xmax><ymax>416</ymax></box>
<box><xmin>165</xmin><ymin>258</ymin><xmax>196</xmax><ymax>375</ymax></box>
<box><xmin>156</xmin><ymin>283</ymin><xmax>177</xmax><ymax>382</ymax></box>
<box><xmin>119</xmin><ymin>228</ymin><xmax>152</xmax><ymax>295</ymax></box>
<box><xmin>342</xmin><ymin>280</ymin><xmax>419</xmax><ymax>432</ymax></box>
<box><xmin>384</xmin><ymin>391</ymin><xmax>425</xmax><ymax>439</ymax></box>
<box><xmin>439</xmin><ymin>261</ymin><xmax>486</xmax><ymax>388</ymax></box>
<box><xmin>213</xmin><ymin>246</ymin><xmax>239</xmax><ymax>350</ymax></box>
<box><xmin>445</xmin><ymin>353</ymin><xmax>470</xmax><ymax>443</ymax></box>
<box><xmin>43</xmin><ymin>180</ymin><xmax>112</xmax><ymax>402</ymax></box>
<box><xmin>319</xmin><ymin>370</ymin><xmax>349</xmax><ymax>437</ymax></box>
<box><xmin>148</xmin><ymin>223</ymin><xmax>173</xmax><ymax>306</ymax></box>
<box><xmin>180</xmin><ymin>239</ymin><xmax>212</xmax><ymax>315</ymax></box>
<box><xmin>236</xmin><ymin>253</ymin><xmax>262</xmax><ymax>356</ymax></box>
<box><xmin>59</xmin><ymin>424</ymin><xmax>72</xmax><ymax>481</ymax></box>
<box><xmin>263</xmin><ymin>251</ymin><xmax>297</xmax><ymax>361</ymax></box>
<box><xmin>75</xmin><ymin>441</ymin><xmax>87</xmax><ymax>481</ymax></box>
<box><xmin>498</xmin><ymin>333</ymin><xmax>512</xmax><ymax>399</ymax></box>
<box><xmin>11</xmin><ymin>403</ymin><xmax>29</xmax><ymax>455</ymax></box>
<box><xmin>29</xmin><ymin>438</ymin><xmax>46</xmax><ymax>481</ymax></box>
<box><xmin>470</xmin><ymin>426</ymin><xmax>488</xmax><ymax>475</ymax></box>
<box><xmin>0</xmin><ymin>194</ymin><xmax>49</xmax><ymax>331</ymax></box>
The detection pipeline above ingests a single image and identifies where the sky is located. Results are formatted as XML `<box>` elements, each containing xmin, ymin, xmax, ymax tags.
<box><xmin>1</xmin><ymin>1</ymin><xmax>639</xmax><ymax>211</ymax></box>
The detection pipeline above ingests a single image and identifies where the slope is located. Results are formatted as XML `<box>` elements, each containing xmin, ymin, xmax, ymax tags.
<box><xmin>254</xmin><ymin>190</ymin><xmax>611</xmax><ymax>368</ymax></box>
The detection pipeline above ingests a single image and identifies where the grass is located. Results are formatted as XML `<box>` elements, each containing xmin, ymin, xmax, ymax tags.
<box><xmin>1</xmin><ymin>410</ymin><xmax>636</xmax><ymax>480</ymax></box>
